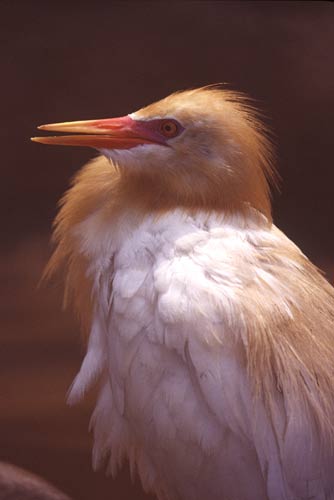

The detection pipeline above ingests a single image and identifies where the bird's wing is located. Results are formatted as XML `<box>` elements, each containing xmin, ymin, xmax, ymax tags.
<box><xmin>147</xmin><ymin>219</ymin><xmax>334</xmax><ymax>499</ymax></box>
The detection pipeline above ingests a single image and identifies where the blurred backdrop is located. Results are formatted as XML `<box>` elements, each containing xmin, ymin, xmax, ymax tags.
<box><xmin>1</xmin><ymin>1</ymin><xmax>334</xmax><ymax>499</ymax></box>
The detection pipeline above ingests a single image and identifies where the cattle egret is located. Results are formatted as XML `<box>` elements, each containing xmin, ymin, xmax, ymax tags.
<box><xmin>32</xmin><ymin>87</ymin><xmax>334</xmax><ymax>500</ymax></box>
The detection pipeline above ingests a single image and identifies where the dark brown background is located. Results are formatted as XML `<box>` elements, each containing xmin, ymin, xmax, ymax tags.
<box><xmin>1</xmin><ymin>2</ymin><xmax>334</xmax><ymax>499</ymax></box>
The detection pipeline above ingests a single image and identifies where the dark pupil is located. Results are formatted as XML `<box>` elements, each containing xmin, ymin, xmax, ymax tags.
<box><xmin>165</xmin><ymin>124</ymin><xmax>172</xmax><ymax>132</ymax></box>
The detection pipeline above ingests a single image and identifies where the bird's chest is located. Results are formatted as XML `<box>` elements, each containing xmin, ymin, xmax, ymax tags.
<box><xmin>79</xmin><ymin>211</ymin><xmax>284</xmax><ymax>500</ymax></box>
<box><xmin>93</xmin><ymin>213</ymin><xmax>245</xmax><ymax>423</ymax></box>
<box><xmin>103</xmin><ymin>219</ymin><xmax>190</xmax><ymax>402</ymax></box>
<box><xmin>102</xmin><ymin>211</ymin><xmax>244</xmax><ymax>359</ymax></box>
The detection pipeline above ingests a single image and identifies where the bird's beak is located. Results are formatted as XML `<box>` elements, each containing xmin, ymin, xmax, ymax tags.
<box><xmin>31</xmin><ymin>115</ymin><xmax>162</xmax><ymax>150</ymax></box>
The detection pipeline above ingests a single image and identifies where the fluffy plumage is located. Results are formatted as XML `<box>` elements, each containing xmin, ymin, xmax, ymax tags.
<box><xmin>44</xmin><ymin>88</ymin><xmax>334</xmax><ymax>500</ymax></box>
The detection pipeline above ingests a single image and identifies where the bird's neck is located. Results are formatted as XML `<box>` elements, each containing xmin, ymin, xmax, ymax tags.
<box><xmin>110</xmin><ymin>164</ymin><xmax>272</xmax><ymax>225</ymax></box>
<box><xmin>47</xmin><ymin>156</ymin><xmax>272</xmax><ymax>336</ymax></box>
<box><xmin>57</xmin><ymin>155</ymin><xmax>272</xmax><ymax>243</ymax></box>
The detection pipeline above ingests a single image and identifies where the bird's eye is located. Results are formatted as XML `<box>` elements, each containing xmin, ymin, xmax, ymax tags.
<box><xmin>159</xmin><ymin>120</ymin><xmax>179</xmax><ymax>138</ymax></box>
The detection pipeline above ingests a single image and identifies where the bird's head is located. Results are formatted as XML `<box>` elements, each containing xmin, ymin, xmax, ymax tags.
<box><xmin>33</xmin><ymin>86</ymin><xmax>275</xmax><ymax>218</ymax></box>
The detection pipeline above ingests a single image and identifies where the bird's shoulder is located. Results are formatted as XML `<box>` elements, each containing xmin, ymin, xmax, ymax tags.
<box><xmin>110</xmin><ymin>209</ymin><xmax>333</xmax><ymax>334</ymax></box>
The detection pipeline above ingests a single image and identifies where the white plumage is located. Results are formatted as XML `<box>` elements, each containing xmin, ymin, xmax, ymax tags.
<box><xmin>33</xmin><ymin>87</ymin><xmax>334</xmax><ymax>500</ymax></box>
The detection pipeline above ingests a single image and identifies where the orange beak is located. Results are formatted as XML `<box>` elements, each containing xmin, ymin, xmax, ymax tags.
<box><xmin>31</xmin><ymin>116</ymin><xmax>165</xmax><ymax>150</ymax></box>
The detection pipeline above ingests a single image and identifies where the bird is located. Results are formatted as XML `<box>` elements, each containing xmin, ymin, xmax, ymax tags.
<box><xmin>32</xmin><ymin>86</ymin><xmax>334</xmax><ymax>500</ymax></box>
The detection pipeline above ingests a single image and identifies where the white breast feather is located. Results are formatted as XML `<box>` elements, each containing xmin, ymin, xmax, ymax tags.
<box><xmin>67</xmin><ymin>208</ymin><xmax>334</xmax><ymax>500</ymax></box>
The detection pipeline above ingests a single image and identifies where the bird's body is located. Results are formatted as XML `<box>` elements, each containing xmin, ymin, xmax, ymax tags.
<box><xmin>34</xmin><ymin>87</ymin><xmax>334</xmax><ymax>499</ymax></box>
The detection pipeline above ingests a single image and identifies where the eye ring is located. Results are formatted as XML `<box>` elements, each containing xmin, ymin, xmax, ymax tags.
<box><xmin>159</xmin><ymin>120</ymin><xmax>179</xmax><ymax>138</ymax></box>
